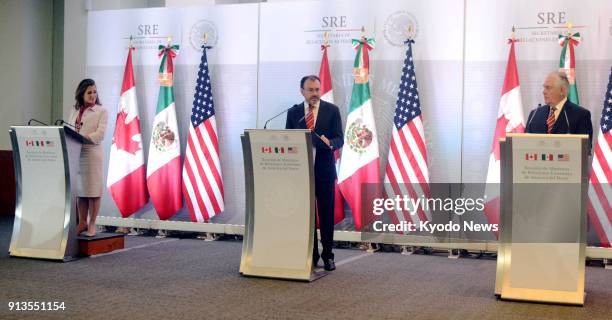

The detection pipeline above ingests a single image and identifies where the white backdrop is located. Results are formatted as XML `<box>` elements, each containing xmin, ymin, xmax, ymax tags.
<box><xmin>85</xmin><ymin>0</ymin><xmax>612</xmax><ymax>244</ymax></box>
<box><xmin>87</xmin><ymin>4</ymin><xmax>259</xmax><ymax>225</ymax></box>
<box><xmin>463</xmin><ymin>0</ymin><xmax>612</xmax><ymax>183</ymax></box>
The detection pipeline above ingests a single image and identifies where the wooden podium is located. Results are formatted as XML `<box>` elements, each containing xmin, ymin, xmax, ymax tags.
<box><xmin>239</xmin><ymin>129</ymin><xmax>323</xmax><ymax>281</ymax></box>
<box><xmin>495</xmin><ymin>133</ymin><xmax>589</xmax><ymax>305</ymax></box>
<box><xmin>9</xmin><ymin>126</ymin><xmax>92</xmax><ymax>261</ymax></box>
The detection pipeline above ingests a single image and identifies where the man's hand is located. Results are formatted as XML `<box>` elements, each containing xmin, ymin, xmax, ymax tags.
<box><xmin>320</xmin><ymin>134</ymin><xmax>331</xmax><ymax>147</ymax></box>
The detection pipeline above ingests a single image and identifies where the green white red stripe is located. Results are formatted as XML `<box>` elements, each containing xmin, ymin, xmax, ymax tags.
<box><xmin>146</xmin><ymin>44</ymin><xmax>183</xmax><ymax>220</ymax></box>
<box><xmin>558</xmin><ymin>32</ymin><xmax>581</xmax><ymax>104</ymax></box>
<box><xmin>337</xmin><ymin>37</ymin><xmax>381</xmax><ymax>230</ymax></box>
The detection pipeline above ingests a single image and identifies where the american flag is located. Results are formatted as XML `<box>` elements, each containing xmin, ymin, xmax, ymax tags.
<box><xmin>383</xmin><ymin>39</ymin><xmax>430</xmax><ymax>228</ymax></box>
<box><xmin>587</xmin><ymin>67</ymin><xmax>612</xmax><ymax>247</ymax></box>
<box><xmin>182</xmin><ymin>46</ymin><xmax>225</xmax><ymax>222</ymax></box>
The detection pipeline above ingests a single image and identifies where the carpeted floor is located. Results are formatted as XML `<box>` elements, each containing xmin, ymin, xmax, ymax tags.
<box><xmin>0</xmin><ymin>216</ymin><xmax>610</xmax><ymax>320</ymax></box>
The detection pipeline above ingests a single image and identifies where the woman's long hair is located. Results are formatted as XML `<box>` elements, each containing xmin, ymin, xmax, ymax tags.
<box><xmin>74</xmin><ymin>78</ymin><xmax>100</xmax><ymax>110</ymax></box>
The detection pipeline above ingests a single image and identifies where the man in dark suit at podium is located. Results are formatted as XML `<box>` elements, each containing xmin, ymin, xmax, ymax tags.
<box><xmin>526</xmin><ymin>71</ymin><xmax>593</xmax><ymax>149</ymax></box>
<box><xmin>286</xmin><ymin>75</ymin><xmax>344</xmax><ymax>271</ymax></box>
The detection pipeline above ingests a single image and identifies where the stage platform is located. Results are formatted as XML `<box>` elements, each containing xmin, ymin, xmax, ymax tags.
<box><xmin>0</xmin><ymin>216</ymin><xmax>610</xmax><ymax>319</ymax></box>
<box><xmin>77</xmin><ymin>233</ymin><xmax>125</xmax><ymax>256</ymax></box>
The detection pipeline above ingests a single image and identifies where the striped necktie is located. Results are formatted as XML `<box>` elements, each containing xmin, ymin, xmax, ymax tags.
<box><xmin>546</xmin><ymin>107</ymin><xmax>557</xmax><ymax>133</ymax></box>
<box><xmin>305</xmin><ymin>105</ymin><xmax>314</xmax><ymax>130</ymax></box>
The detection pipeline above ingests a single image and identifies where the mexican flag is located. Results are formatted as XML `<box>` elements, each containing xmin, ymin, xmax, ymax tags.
<box><xmin>558</xmin><ymin>32</ymin><xmax>581</xmax><ymax>104</ymax></box>
<box><xmin>318</xmin><ymin>44</ymin><xmax>345</xmax><ymax>225</ymax></box>
<box><xmin>107</xmin><ymin>47</ymin><xmax>148</xmax><ymax>217</ymax></box>
<box><xmin>337</xmin><ymin>37</ymin><xmax>381</xmax><ymax>230</ymax></box>
<box><xmin>146</xmin><ymin>44</ymin><xmax>183</xmax><ymax>220</ymax></box>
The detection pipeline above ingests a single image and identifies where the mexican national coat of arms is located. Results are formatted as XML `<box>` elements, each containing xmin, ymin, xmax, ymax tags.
<box><xmin>152</xmin><ymin>121</ymin><xmax>177</xmax><ymax>152</ymax></box>
<box><xmin>346</xmin><ymin>118</ymin><xmax>374</xmax><ymax>154</ymax></box>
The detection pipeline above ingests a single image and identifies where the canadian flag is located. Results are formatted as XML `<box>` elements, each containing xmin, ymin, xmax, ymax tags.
<box><xmin>319</xmin><ymin>44</ymin><xmax>345</xmax><ymax>225</ymax></box>
<box><xmin>106</xmin><ymin>47</ymin><xmax>148</xmax><ymax>217</ymax></box>
<box><xmin>483</xmin><ymin>39</ymin><xmax>525</xmax><ymax>236</ymax></box>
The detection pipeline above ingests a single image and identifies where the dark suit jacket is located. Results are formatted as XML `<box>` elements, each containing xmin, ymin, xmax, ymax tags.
<box><xmin>285</xmin><ymin>100</ymin><xmax>344</xmax><ymax>181</ymax></box>
<box><xmin>525</xmin><ymin>100</ymin><xmax>593</xmax><ymax>150</ymax></box>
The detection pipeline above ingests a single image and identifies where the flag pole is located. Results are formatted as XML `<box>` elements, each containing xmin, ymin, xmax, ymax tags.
<box><xmin>407</xmin><ymin>25</ymin><xmax>413</xmax><ymax>41</ymax></box>
<box><xmin>201</xmin><ymin>33</ymin><xmax>213</xmax><ymax>50</ymax></box>
<box><xmin>509</xmin><ymin>26</ymin><xmax>521</xmax><ymax>44</ymax></box>
<box><xmin>323</xmin><ymin>31</ymin><xmax>330</xmax><ymax>47</ymax></box>
<box><xmin>202</xmin><ymin>33</ymin><xmax>209</xmax><ymax>46</ymax></box>
<box><xmin>566</xmin><ymin>22</ymin><xmax>573</xmax><ymax>36</ymax></box>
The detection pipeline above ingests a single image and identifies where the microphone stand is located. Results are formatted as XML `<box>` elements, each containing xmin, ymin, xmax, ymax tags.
<box><xmin>264</xmin><ymin>108</ymin><xmax>290</xmax><ymax>129</ymax></box>
<box><xmin>55</xmin><ymin>119</ymin><xmax>80</xmax><ymax>131</ymax></box>
<box><xmin>27</xmin><ymin>119</ymin><xmax>48</xmax><ymax>126</ymax></box>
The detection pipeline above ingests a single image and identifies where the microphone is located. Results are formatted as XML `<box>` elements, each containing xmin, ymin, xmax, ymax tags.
<box><xmin>263</xmin><ymin>107</ymin><xmax>291</xmax><ymax>129</ymax></box>
<box><xmin>297</xmin><ymin>114</ymin><xmax>306</xmax><ymax>126</ymax></box>
<box><xmin>55</xmin><ymin>119</ymin><xmax>81</xmax><ymax>130</ymax></box>
<box><xmin>563</xmin><ymin>109</ymin><xmax>570</xmax><ymax>134</ymax></box>
<box><xmin>27</xmin><ymin>118</ymin><xmax>48</xmax><ymax>126</ymax></box>
<box><xmin>525</xmin><ymin>103</ymin><xmax>543</xmax><ymax>132</ymax></box>
<box><xmin>560</xmin><ymin>108</ymin><xmax>590</xmax><ymax>153</ymax></box>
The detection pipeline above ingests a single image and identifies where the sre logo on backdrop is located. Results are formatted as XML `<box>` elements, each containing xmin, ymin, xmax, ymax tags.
<box><xmin>536</xmin><ymin>11</ymin><xmax>567</xmax><ymax>25</ymax></box>
<box><xmin>137</xmin><ymin>24</ymin><xmax>160</xmax><ymax>36</ymax></box>
<box><xmin>321</xmin><ymin>16</ymin><xmax>347</xmax><ymax>28</ymax></box>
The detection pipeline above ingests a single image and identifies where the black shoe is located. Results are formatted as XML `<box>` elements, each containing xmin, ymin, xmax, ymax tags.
<box><xmin>323</xmin><ymin>259</ymin><xmax>336</xmax><ymax>271</ymax></box>
<box><xmin>312</xmin><ymin>257</ymin><xmax>320</xmax><ymax>267</ymax></box>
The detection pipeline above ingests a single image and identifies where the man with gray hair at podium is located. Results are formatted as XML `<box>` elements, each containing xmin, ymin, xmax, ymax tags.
<box><xmin>286</xmin><ymin>75</ymin><xmax>344</xmax><ymax>271</ymax></box>
<box><xmin>525</xmin><ymin>71</ymin><xmax>593</xmax><ymax>150</ymax></box>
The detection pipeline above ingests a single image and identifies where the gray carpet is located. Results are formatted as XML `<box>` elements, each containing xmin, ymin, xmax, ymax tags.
<box><xmin>0</xmin><ymin>218</ymin><xmax>610</xmax><ymax>320</ymax></box>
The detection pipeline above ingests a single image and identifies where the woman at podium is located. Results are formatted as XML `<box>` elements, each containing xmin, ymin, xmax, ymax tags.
<box><xmin>69</xmin><ymin>79</ymin><xmax>108</xmax><ymax>237</ymax></box>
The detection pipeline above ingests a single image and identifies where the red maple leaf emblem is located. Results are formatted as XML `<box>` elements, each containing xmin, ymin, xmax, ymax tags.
<box><xmin>113</xmin><ymin>111</ymin><xmax>142</xmax><ymax>155</ymax></box>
